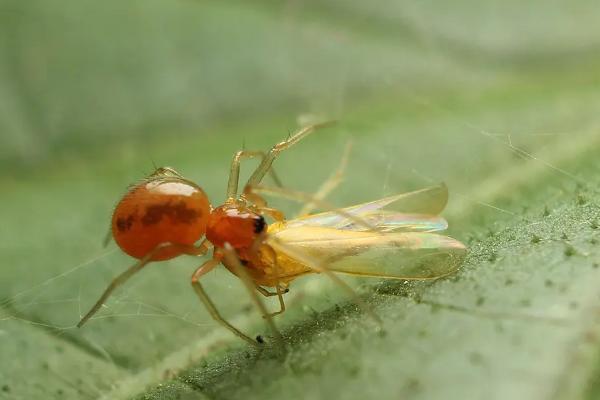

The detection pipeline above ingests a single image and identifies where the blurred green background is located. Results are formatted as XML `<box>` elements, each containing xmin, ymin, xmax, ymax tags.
<box><xmin>1</xmin><ymin>1</ymin><xmax>600</xmax><ymax>399</ymax></box>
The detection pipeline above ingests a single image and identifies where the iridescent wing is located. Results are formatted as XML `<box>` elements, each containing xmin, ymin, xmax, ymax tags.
<box><xmin>268</xmin><ymin>226</ymin><xmax>466</xmax><ymax>280</ymax></box>
<box><xmin>323</xmin><ymin>211</ymin><xmax>447</xmax><ymax>233</ymax></box>
<box><xmin>287</xmin><ymin>183</ymin><xmax>449</xmax><ymax>233</ymax></box>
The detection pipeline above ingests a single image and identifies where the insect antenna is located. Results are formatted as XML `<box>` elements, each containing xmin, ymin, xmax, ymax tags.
<box><xmin>298</xmin><ymin>140</ymin><xmax>353</xmax><ymax>216</ymax></box>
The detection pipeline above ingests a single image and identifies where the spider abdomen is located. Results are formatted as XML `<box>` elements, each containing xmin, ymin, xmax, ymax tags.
<box><xmin>112</xmin><ymin>180</ymin><xmax>210</xmax><ymax>261</ymax></box>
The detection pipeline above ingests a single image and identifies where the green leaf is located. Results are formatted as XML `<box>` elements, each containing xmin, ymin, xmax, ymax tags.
<box><xmin>2</xmin><ymin>1</ymin><xmax>600</xmax><ymax>400</ymax></box>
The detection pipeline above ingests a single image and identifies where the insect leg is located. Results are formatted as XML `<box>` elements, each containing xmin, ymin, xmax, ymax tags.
<box><xmin>190</xmin><ymin>255</ymin><xmax>260</xmax><ymax>347</ymax></box>
<box><xmin>226</xmin><ymin>150</ymin><xmax>284</xmax><ymax>201</ymax></box>
<box><xmin>78</xmin><ymin>241</ymin><xmax>209</xmax><ymax>327</ymax></box>
<box><xmin>268</xmin><ymin>237</ymin><xmax>383</xmax><ymax>325</ymax></box>
<box><xmin>261</xmin><ymin>287</ymin><xmax>286</xmax><ymax>318</ymax></box>
<box><xmin>258</xmin><ymin>244</ymin><xmax>286</xmax><ymax>318</ymax></box>
<box><xmin>256</xmin><ymin>286</ymin><xmax>289</xmax><ymax>297</ymax></box>
<box><xmin>244</xmin><ymin>121</ymin><xmax>335</xmax><ymax>191</ymax></box>
<box><xmin>221</xmin><ymin>244</ymin><xmax>284</xmax><ymax>344</ymax></box>
<box><xmin>257</xmin><ymin>286</ymin><xmax>288</xmax><ymax>317</ymax></box>
<box><xmin>297</xmin><ymin>140</ymin><xmax>353</xmax><ymax>216</ymax></box>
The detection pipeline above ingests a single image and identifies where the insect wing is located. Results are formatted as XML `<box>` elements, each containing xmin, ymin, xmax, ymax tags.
<box><xmin>331</xmin><ymin>211</ymin><xmax>448</xmax><ymax>233</ymax></box>
<box><xmin>269</xmin><ymin>226</ymin><xmax>466</xmax><ymax>280</ymax></box>
<box><xmin>340</xmin><ymin>182</ymin><xmax>448</xmax><ymax>215</ymax></box>
<box><xmin>288</xmin><ymin>183</ymin><xmax>448</xmax><ymax>232</ymax></box>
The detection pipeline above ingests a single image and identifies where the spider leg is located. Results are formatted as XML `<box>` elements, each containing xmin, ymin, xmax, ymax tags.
<box><xmin>221</xmin><ymin>244</ymin><xmax>284</xmax><ymax>345</ymax></box>
<box><xmin>191</xmin><ymin>253</ymin><xmax>260</xmax><ymax>347</ymax></box>
<box><xmin>226</xmin><ymin>150</ymin><xmax>284</xmax><ymax>201</ymax></box>
<box><xmin>243</xmin><ymin>121</ymin><xmax>335</xmax><ymax>191</ymax></box>
<box><xmin>78</xmin><ymin>241</ymin><xmax>209</xmax><ymax>327</ymax></box>
<box><xmin>243</xmin><ymin>190</ymin><xmax>285</xmax><ymax>222</ymax></box>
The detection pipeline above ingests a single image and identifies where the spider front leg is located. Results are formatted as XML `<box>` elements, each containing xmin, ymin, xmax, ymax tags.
<box><xmin>243</xmin><ymin>187</ymin><xmax>285</xmax><ymax>221</ymax></box>
<box><xmin>190</xmin><ymin>253</ymin><xmax>261</xmax><ymax>347</ymax></box>
<box><xmin>244</xmin><ymin>121</ymin><xmax>335</xmax><ymax>191</ymax></box>
<box><xmin>221</xmin><ymin>244</ymin><xmax>283</xmax><ymax>344</ymax></box>
<box><xmin>226</xmin><ymin>150</ymin><xmax>284</xmax><ymax>201</ymax></box>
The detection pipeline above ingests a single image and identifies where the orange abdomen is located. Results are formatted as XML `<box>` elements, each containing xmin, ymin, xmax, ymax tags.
<box><xmin>112</xmin><ymin>180</ymin><xmax>210</xmax><ymax>260</ymax></box>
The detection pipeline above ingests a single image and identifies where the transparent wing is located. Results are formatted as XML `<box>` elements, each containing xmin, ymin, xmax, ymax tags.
<box><xmin>327</xmin><ymin>211</ymin><xmax>448</xmax><ymax>233</ymax></box>
<box><xmin>288</xmin><ymin>183</ymin><xmax>448</xmax><ymax>232</ymax></box>
<box><xmin>338</xmin><ymin>182</ymin><xmax>448</xmax><ymax>215</ymax></box>
<box><xmin>268</xmin><ymin>226</ymin><xmax>466</xmax><ymax>280</ymax></box>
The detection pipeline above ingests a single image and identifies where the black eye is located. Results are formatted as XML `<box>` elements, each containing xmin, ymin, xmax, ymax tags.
<box><xmin>253</xmin><ymin>215</ymin><xmax>266</xmax><ymax>233</ymax></box>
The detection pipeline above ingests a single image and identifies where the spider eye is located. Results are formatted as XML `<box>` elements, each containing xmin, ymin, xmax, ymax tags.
<box><xmin>254</xmin><ymin>215</ymin><xmax>266</xmax><ymax>233</ymax></box>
